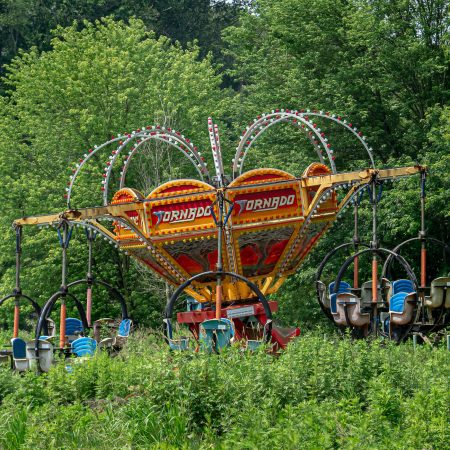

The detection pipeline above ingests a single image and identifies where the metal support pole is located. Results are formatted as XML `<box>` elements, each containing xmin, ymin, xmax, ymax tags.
<box><xmin>59</xmin><ymin>222</ymin><xmax>69</xmax><ymax>349</ymax></box>
<box><xmin>353</xmin><ymin>202</ymin><xmax>359</xmax><ymax>289</ymax></box>
<box><xmin>86</xmin><ymin>228</ymin><xmax>94</xmax><ymax>326</ymax></box>
<box><xmin>371</xmin><ymin>180</ymin><xmax>378</xmax><ymax>336</ymax></box>
<box><xmin>215</xmin><ymin>192</ymin><xmax>224</xmax><ymax>320</ymax></box>
<box><xmin>12</xmin><ymin>225</ymin><xmax>22</xmax><ymax>339</ymax></box>
<box><xmin>420</xmin><ymin>171</ymin><xmax>427</xmax><ymax>288</ymax></box>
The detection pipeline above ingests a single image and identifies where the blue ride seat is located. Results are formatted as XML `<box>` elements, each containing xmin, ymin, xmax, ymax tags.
<box><xmin>328</xmin><ymin>281</ymin><xmax>352</xmax><ymax>314</ymax></box>
<box><xmin>71</xmin><ymin>337</ymin><xmax>97</xmax><ymax>357</ymax></box>
<box><xmin>200</xmin><ymin>318</ymin><xmax>234</xmax><ymax>352</ymax></box>
<box><xmin>11</xmin><ymin>337</ymin><xmax>28</xmax><ymax>372</ymax></box>
<box><xmin>163</xmin><ymin>319</ymin><xmax>189</xmax><ymax>351</ymax></box>
<box><xmin>118</xmin><ymin>319</ymin><xmax>132</xmax><ymax>337</ymax></box>
<box><xmin>392</xmin><ymin>279</ymin><xmax>414</xmax><ymax>295</ymax></box>
<box><xmin>389</xmin><ymin>292</ymin><xmax>409</xmax><ymax>313</ymax></box>
<box><xmin>65</xmin><ymin>318</ymin><xmax>84</xmax><ymax>342</ymax></box>
<box><xmin>187</xmin><ymin>297</ymin><xmax>203</xmax><ymax>311</ymax></box>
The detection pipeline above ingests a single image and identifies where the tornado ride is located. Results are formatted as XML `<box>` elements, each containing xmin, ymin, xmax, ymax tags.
<box><xmin>2</xmin><ymin>108</ymin><xmax>448</xmax><ymax>371</ymax></box>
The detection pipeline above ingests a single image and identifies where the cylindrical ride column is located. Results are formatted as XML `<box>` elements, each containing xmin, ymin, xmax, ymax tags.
<box><xmin>59</xmin><ymin>299</ymin><xmax>67</xmax><ymax>349</ymax></box>
<box><xmin>59</xmin><ymin>222</ymin><xmax>69</xmax><ymax>349</ymax></box>
<box><xmin>86</xmin><ymin>229</ymin><xmax>94</xmax><ymax>326</ymax></box>
<box><xmin>420</xmin><ymin>171</ymin><xmax>427</xmax><ymax>289</ymax></box>
<box><xmin>13</xmin><ymin>299</ymin><xmax>20</xmax><ymax>339</ymax></box>
<box><xmin>13</xmin><ymin>225</ymin><xmax>22</xmax><ymax>339</ymax></box>
<box><xmin>215</xmin><ymin>192</ymin><xmax>224</xmax><ymax>320</ymax></box>
<box><xmin>353</xmin><ymin>202</ymin><xmax>359</xmax><ymax>289</ymax></box>
<box><xmin>371</xmin><ymin>180</ymin><xmax>379</xmax><ymax>336</ymax></box>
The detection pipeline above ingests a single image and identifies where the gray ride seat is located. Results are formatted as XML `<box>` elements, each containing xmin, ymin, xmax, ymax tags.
<box><xmin>425</xmin><ymin>277</ymin><xmax>450</xmax><ymax>309</ymax></box>
<box><xmin>334</xmin><ymin>293</ymin><xmax>370</xmax><ymax>327</ymax></box>
<box><xmin>26</xmin><ymin>340</ymin><xmax>54</xmax><ymax>372</ymax></box>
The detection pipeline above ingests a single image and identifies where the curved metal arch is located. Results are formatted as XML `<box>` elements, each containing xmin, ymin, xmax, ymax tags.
<box><xmin>119</xmin><ymin>134</ymin><xmax>206</xmax><ymax>190</ymax></box>
<box><xmin>164</xmin><ymin>270</ymin><xmax>273</xmax><ymax>345</ymax></box>
<box><xmin>239</xmin><ymin>117</ymin><xmax>328</xmax><ymax>174</ymax></box>
<box><xmin>67</xmin><ymin>127</ymin><xmax>208</xmax><ymax>209</ymax></box>
<box><xmin>315</xmin><ymin>241</ymin><xmax>371</xmax><ymax>283</ymax></box>
<box><xmin>34</xmin><ymin>290</ymin><xmax>88</xmax><ymax>355</ymax></box>
<box><xmin>276</xmin><ymin>182</ymin><xmax>368</xmax><ymax>275</ymax></box>
<box><xmin>0</xmin><ymin>293</ymin><xmax>41</xmax><ymax>316</ymax></box>
<box><xmin>103</xmin><ymin>129</ymin><xmax>208</xmax><ymax>206</ymax></box>
<box><xmin>333</xmin><ymin>248</ymin><xmax>419</xmax><ymax>296</ymax></box>
<box><xmin>34</xmin><ymin>278</ymin><xmax>128</xmax><ymax>354</ymax></box>
<box><xmin>381</xmin><ymin>237</ymin><xmax>450</xmax><ymax>280</ymax></box>
<box><xmin>305</xmin><ymin>111</ymin><xmax>375</xmax><ymax>168</ymax></box>
<box><xmin>67</xmin><ymin>135</ymin><xmax>123</xmax><ymax>209</ymax></box>
<box><xmin>233</xmin><ymin>112</ymin><xmax>335</xmax><ymax>178</ymax></box>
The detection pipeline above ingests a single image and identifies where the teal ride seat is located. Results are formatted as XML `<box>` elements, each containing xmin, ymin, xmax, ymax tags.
<box><xmin>329</xmin><ymin>281</ymin><xmax>352</xmax><ymax>314</ymax></box>
<box><xmin>200</xmin><ymin>318</ymin><xmax>234</xmax><ymax>352</ymax></box>
<box><xmin>164</xmin><ymin>319</ymin><xmax>189</xmax><ymax>351</ymax></box>
<box><xmin>11</xmin><ymin>337</ymin><xmax>28</xmax><ymax>372</ymax></box>
<box><xmin>71</xmin><ymin>337</ymin><xmax>97</xmax><ymax>357</ymax></box>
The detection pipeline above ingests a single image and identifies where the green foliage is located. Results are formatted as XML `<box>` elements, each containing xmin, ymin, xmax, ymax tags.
<box><xmin>0</xmin><ymin>17</ymin><xmax>227</xmax><ymax>327</ymax></box>
<box><xmin>0</xmin><ymin>332</ymin><xmax>449</xmax><ymax>448</ymax></box>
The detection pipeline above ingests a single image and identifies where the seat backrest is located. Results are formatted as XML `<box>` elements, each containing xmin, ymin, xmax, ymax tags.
<box><xmin>71</xmin><ymin>337</ymin><xmax>97</xmax><ymax>357</ymax></box>
<box><xmin>65</xmin><ymin>318</ymin><xmax>84</xmax><ymax>336</ymax></box>
<box><xmin>430</xmin><ymin>277</ymin><xmax>450</xmax><ymax>308</ymax></box>
<box><xmin>11</xmin><ymin>338</ymin><xmax>27</xmax><ymax>359</ymax></box>
<box><xmin>389</xmin><ymin>292</ymin><xmax>408</xmax><ymax>313</ymax></box>
<box><xmin>118</xmin><ymin>319</ymin><xmax>132</xmax><ymax>337</ymax></box>
<box><xmin>392</xmin><ymin>279</ymin><xmax>414</xmax><ymax>295</ymax></box>
<box><xmin>329</xmin><ymin>281</ymin><xmax>351</xmax><ymax>295</ymax></box>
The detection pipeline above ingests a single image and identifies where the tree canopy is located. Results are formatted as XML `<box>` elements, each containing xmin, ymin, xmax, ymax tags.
<box><xmin>0</xmin><ymin>0</ymin><xmax>448</xmax><ymax>328</ymax></box>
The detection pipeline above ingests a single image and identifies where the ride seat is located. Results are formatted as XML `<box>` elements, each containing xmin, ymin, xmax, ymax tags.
<box><xmin>200</xmin><ymin>318</ymin><xmax>234</xmax><ymax>352</ymax></box>
<box><xmin>65</xmin><ymin>318</ymin><xmax>84</xmax><ymax>342</ymax></box>
<box><xmin>391</xmin><ymin>279</ymin><xmax>414</xmax><ymax>296</ymax></box>
<box><xmin>426</xmin><ymin>277</ymin><xmax>450</xmax><ymax>308</ymax></box>
<box><xmin>389</xmin><ymin>292</ymin><xmax>416</xmax><ymax>326</ymax></box>
<box><xmin>11</xmin><ymin>338</ymin><xmax>28</xmax><ymax>372</ymax></box>
<box><xmin>328</xmin><ymin>281</ymin><xmax>352</xmax><ymax>314</ymax></box>
<box><xmin>334</xmin><ymin>293</ymin><xmax>370</xmax><ymax>327</ymax></box>
<box><xmin>71</xmin><ymin>337</ymin><xmax>97</xmax><ymax>357</ymax></box>
<box><xmin>98</xmin><ymin>319</ymin><xmax>133</xmax><ymax>349</ymax></box>
<box><xmin>316</xmin><ymin>280</ymin><xmax>329</xmax><ymax>308</ymax></box>
<box><xmin>25</xmin><ymin>340</ymin><xmax>54</xmax><ymax>372</ymax></box>
<box><xmin>361</xmin><ymin>278</ymin><xmax>391</xmax><ymax>306</ymax></box>
<box><xmin>163</xmin><ymin>318</ymin><xmax>189</xmax><ymax>351</ymax></box>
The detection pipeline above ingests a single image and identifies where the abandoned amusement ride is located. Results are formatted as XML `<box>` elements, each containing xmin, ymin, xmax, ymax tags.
<box><xmin>1</xmin><ymin>108</ymin><xmax>448</xmax><ymax>372</ymax></box>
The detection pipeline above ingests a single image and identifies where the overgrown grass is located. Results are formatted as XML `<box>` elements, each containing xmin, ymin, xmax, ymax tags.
<box><xmin>0</xmin><ymin>330</ymin><xmax>449</xmax><ymax>449</ymax></box>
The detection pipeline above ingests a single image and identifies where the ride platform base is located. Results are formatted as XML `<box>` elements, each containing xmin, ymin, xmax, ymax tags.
<box><xmin>177</xmin><ymin>301</ymin><xmax>300</xmax><ymax>350</ymax></box>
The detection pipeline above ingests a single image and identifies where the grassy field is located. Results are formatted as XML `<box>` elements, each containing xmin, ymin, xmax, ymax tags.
<box><xmin>0</xmin><ymin>330</ymin><xmax>449</xmax><ymax>449</ymax></box>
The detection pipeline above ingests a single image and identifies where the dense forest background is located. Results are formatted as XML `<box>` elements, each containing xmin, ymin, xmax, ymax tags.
<box><xmin>0</xmin><ymin>0</ymin><xmax>448</xmax><ymax>329</ymax></box>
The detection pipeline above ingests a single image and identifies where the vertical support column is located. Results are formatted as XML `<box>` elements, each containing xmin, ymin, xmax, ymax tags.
<box><xmin>420</xmin><ymin>171</ymin><xmax>427</xmax><ymax>289</ymax></box>
<box><xmin>58</xmin><ymin>222</ymin><xmax>70</xmax><ymax>349</ymax></box>
<box><xmin>353</xmin><ymin>202</ymin><xmax>359</xmax><ymax>289</ymax></box>
<box><xmin>86</xmin><ymin>228</ymin><xmax>94</xmax><ymax>327</ymax></box>
<box><xmin>12</xmin><ymin>225</ymin><xmax>22</xmax><ymax>339</ymax></box>
<box><xmin>215</xmin><ymin>192</ymin><xmax>224</xmax><ymax>320</ymax></box>
<box><xmin>370</xmin><ymin>179</ymin><xmax>379</xmax><ymax>336</ymax></box>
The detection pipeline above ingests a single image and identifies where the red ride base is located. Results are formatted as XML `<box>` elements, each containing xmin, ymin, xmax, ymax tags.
<box><xmin>177</xmin><ymin>301</ymin><xmax>300</xmax><ymax>350</ymax></box>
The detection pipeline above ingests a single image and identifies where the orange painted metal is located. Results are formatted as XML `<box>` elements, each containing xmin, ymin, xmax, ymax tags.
<box><xmin>421</xmin><ymin>247</ymin><xmax>427</xmax><ymax>288</ymax></box>
<box><xmin>371</xmin><ymin>258</ymin><xmax>378</xmax><ymax>303</ymax></box>
<box><xmin>215</xmin><ymin>284</ymin><xmax>223</xmax><ymax>320</ymax></box>
<box><xmin>13</xmin><ymin>302</ymin><xmax>19</xmax><ymax>338</ymax></box>
<box><xmin>59</xmin><ymin>301</ymin><xmax>67</xmax><ymax>349</ymax></box>
<box><xmin>353</xmin><ymin>256</ymin><xmax>359</xmax><ymax>289</ymax></box>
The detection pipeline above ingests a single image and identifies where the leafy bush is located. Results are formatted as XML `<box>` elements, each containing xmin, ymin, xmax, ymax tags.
<box><xmin>0</xmin><ymin>330</ymin><xmax>448</xmax><ymax>449</ymax></box>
